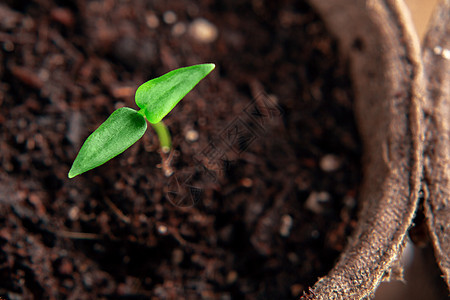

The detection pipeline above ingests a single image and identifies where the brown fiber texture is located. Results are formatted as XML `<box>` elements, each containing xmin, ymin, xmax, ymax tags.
<box><xmin>303</xmin><ymin>0</ymin><xmax>425</xmax><ymax>299</ymax></box>
<box><xmin>422</xmin><ymin>0</ymin><xmax>450</xmax><ymax>290</ymax></box>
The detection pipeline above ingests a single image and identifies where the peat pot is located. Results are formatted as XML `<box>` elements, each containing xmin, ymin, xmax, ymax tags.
<box><xmin>301</xmin><ymin>0</ymin><xmax>450</xmax><ymax>299</ymax></box>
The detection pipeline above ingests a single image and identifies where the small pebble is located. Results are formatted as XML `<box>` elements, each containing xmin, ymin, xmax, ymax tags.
<box><xmin>38</xmin><ymin>69</ymin><xmax>50</xmax><ymax>81</ymax></box>
<box><xmin>343</xmin><ymin>194</ymin><xmax>356</xmax><ymax>209</ymax></box>
<box><xmin>172</xmin><ymin>22</ymin><xmax>186</xmax><ymax>36</ymax></box>
<box><xmin>83</xmin><ymin>274</ymin><xmax>93</xmax><ymax>288</ymax></box>
<box><xmin>68</xmin><ymin>206</ymin><xmax>80</xmax><ymax>221</ymax></box>
<box><xmin>157</xmin><ymin>224</ymin><xmax>168</xmax><ymax>235</ymax></box>
<box><xmin>320</xmin><ymin>154</ymin><xmax>341</xmax><ymax>172</ymax></box>
<box><xmin>163</xmin><ymin>11</ymin><xmax>177</xmax><ymax>24</ymax></box>
<box><xmin>189</xmin><ymin>18</ymin><xmax>218</xmax><ymax>43</ymax></box>
<box><xmin>433</xmin><ymin>46</ymin><xmax>450</xmax><ymax>60</ymax></box>
<box><xmin>305</xmin><ymin>191</ymin><xmax>330</xmax><ymax>214</ymax></box>
<box><xmin>226</xmin><ymin>270</ymin><xmax>238</xmax><ymax>284</ymax></box>
<box><xmin>279</xmin><ymin>214</ymin><xmax>293</xmax><ymax>237</ymax></box>
<box><xmin>163</xmin><ymin>165</ymin><xmax>173</xmax><ymax>177</ymax></box>
<box><xmin>146</xmin><ymin>12</ymin><xmax>159</xmax><ymax>28</ymax></box>
<box><xmin>185</xmin><ymin>129</ymin><xmax>199</xmax><ymax>142</ymax></box>
<box><xmin>240</xmin><ymin>177</ymin><xmax>253</xmax><ymax>188</ymax></box>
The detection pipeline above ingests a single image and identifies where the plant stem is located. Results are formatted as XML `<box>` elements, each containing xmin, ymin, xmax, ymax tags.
<box><xmin>150</xmin><ymin>121</ymin><xmax>172</xmax><ymax>153</ymax></box>
<box><xmin>138</xmin><ymin>108</ymin><xmax>172</xmax><ymax>153</ymax></box>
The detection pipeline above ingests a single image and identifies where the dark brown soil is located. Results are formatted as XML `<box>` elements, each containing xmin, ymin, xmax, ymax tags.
<box><xmin>0</xmin><ymin>0</ymin><xmax>361</xmax><ymax>299</ymax></box>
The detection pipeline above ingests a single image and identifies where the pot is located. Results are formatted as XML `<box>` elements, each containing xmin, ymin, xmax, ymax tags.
<box><xmin>302</xmin><ymin>0</ymin><xmax>449</xmax><ymax>298</ymax></box>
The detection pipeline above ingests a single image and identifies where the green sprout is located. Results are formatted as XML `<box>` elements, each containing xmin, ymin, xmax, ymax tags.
<box><xmin>68</xmin><ymin>63</ymin><xmax>215</xmax><ymax>178</ymax></box>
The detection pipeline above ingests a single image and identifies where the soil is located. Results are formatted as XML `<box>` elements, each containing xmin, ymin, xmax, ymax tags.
<box><xmin>0</xmin><ymin>0</ymin><xmax>361</xmax><ymax>299</ymax></box>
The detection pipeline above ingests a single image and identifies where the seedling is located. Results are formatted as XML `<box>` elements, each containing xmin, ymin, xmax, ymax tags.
<box><xmin>68</xmin><ymin>63</ymin><xmax>215</xmax><ymax>178</ymax></box>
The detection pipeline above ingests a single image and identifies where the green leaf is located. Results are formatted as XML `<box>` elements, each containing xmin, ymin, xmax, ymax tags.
<box><xmin>135</xmin><ymin>63</ymin><xmax>215</xmax><ymax>123</ymax></box>
<box><xmin>68</xmin><ymin>107</ymin><xmax>147</xmax><ymax>178</ymax></box>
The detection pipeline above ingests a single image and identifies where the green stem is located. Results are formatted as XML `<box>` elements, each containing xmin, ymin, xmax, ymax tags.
<box><xmin>150</xmin><ymin>121</ymin><xmax>172</xmax><ymax>153</ymax></box>
<box><xmin>138</xmin><ymin>108</ymin><xmax>172</xmax><ymax>153</ymax></box>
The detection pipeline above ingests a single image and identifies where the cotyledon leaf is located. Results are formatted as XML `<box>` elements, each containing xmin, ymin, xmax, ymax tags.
<box><xmin>68</xmin><ymin>107</ymin><xmax>147</xmax><ymax>178</ymax></box>
<box><xmin>135</xmin><ymin>63</ymin><xmax>215</xmax><ymax>123</ymax></box>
